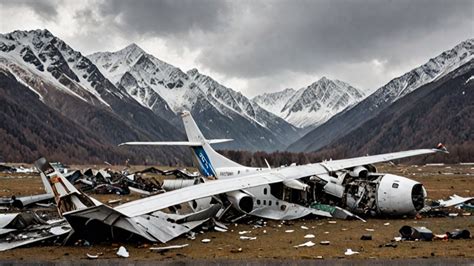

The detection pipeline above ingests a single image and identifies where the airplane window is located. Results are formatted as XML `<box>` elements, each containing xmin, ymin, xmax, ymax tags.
<box><xmin>257</xmin><ymin>199</ymin><xmax>261</xmax><ymax>205</ymax></box>
<box><xmin>263</xmin><ymin>200</ymin><xmax>266</xmax><ymax>205</ymax></box>
<box><xmin>263</xmin><ymin>188</ymin><xmax>268</xmax><ymax>195</ymax></box>
<box><xmin>392</xmin><ymin>183</ymin><xmax>399</xmax><ymax>188</ymax></box>
<box><xmin>281</xmin><ymin>204</ymin><xmax>287</xmax><ymax>211</ymax></box>
<box><xmin>269</xmin><ymin>200</ymin><xmax>272</xmax><ymax>206</ymax></box>
<box><xmin>276</xmin><ymin>201</ymin><xmax>279</xmax><ymax>206</ymax></box>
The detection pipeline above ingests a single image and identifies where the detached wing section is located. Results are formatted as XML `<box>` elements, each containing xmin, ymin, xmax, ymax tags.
<box><xmin>320</xmin><ymin>148</ymin><xmax>445</xmax><ymax>172</ymax></box>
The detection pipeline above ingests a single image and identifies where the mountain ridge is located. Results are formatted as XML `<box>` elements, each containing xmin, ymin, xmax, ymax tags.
<box><xmin>288</xmin><ymin>38</ymin><xmax>474</xmax><ymax>152</ymax></box>
<box><xmin>253</xmin><ymin>77</ymin><xmax>365</xmax><ymax>128</ymax></box>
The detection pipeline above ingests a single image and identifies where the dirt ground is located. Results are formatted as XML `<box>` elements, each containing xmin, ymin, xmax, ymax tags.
<box><xmin>0</xmin><ymin>163</ymin><xmax>473</xmax><ymax>263</ymax></box>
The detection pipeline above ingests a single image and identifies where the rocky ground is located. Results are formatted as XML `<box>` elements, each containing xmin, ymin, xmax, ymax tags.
<box><xmin>0</xmin><ymin>163</ymin><xmax>472</xmax><ymax>263</ymax></box>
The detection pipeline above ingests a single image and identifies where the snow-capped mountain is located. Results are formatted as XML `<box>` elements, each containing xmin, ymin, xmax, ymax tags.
<box><xmin>368</xmin><ymin>39</ymin><xmax>473</xmax><ymax>110</ymax></box>
<box><xmin>0</xmin><ymin>29</ymin><xmax>186</xmax><ymax>164</ymax></box>
<box><xmin>288</xmin><ymin>38</ymin><xmax>474</xmax><ymax>152</ymax></box>
<box><xmin>253</xmin><ymin>88</ymin><xmax>296</xmax><ymax>115</ymax></box>
<box><xmin>89</xmin><ymin>44</ymin><xmax>301</xmax><ymax>150</ymax></box>
<box><xmin>253</xmin><ymin>77</ymin><xmax>365</xmax><ymax>128</ymax></box>
<box><xmin>0</xmin><ymin>29</ymin><xmax>125</xmax><ymax>107</ymax></box>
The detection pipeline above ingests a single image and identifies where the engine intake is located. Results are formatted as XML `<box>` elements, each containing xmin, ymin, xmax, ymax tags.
<box><xmin>350</xmin><ymin>166</ymin><xmax>369</xmax><ymax>178</ymax></box>
<box><xmin>226</xmin><ymin>191</ymin><xmax>254</xmax><ymax>213</ymax></box>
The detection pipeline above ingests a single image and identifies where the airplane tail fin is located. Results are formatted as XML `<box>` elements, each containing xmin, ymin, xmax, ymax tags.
<box><xmin>180</xmin><ymin>111</ymin><xmax>244</xmax><ymax>176</ymax></box>
<box><xmin>35</xmin><ymin>158</ymin><xmax>99</xmax><ymax>216</ymax></box>
<box><xmin>120</xmin><ymin>111</ymin><xmax>245</xmax><ymax>177</ymax></box>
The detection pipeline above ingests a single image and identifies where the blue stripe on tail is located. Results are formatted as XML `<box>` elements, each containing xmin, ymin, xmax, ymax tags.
<box><xmin>191</xmin><ymin>146</ymin><xmax>216</xmax><ymax>177</ymax></box>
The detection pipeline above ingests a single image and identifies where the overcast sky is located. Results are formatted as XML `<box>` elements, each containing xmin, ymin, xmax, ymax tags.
<box><xmin>1</xmin><ymin>0</ymin><xmax>472</xmax><ymax>97</ymax></box>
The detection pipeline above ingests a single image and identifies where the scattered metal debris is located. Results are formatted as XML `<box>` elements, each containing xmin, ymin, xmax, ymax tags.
<box><xmin>149</xmin><ymin>244</ymin><xmax>189</xmax><ymax>251</ymax></box>
<box><xmin>304</xmin><ymin>234</ymin><xmax>315</xmax><ymax>239</ymax></box>
<box><xmin>381</xmin><ymin>242</ymin><xmax>397</xmax><ymax>248</ymax></box>
<box><xmin>294</xmin><ymin>241</ymin><xmax>315</xmax><ymax>247</ymax></box>
<box><xmin>86</xmin><ymin>253</ymin><xmax>102</xmax><ymax>259</ymax></box>
<box><xmin>344</xmin><ymin>249</ymin><xmax>359</xmax><ymax>255</ymax></box>
<box><xmin>116</xmin><ymin>246</ymin><xmax>129</xmax><ymax>258</ymax></box>
<box><xmin>0</xmin><ymin>212</ymin><xmax>71</xmax><ymax>251</ymax></box>
<box><xmin>0</xmin><ymin>164</ymin><xmax>36</xmax><ymax>173</ymax></box>
<box><xmin>399</xmin><ymin>226</ymin><xmax>433</xmax><ymax>241</ymax></box>
<box><xmin>447</xmin><ymin>229</ymin><xmax>470</xmax><ymax>239</ymax></box>
<box><xmin>201</xmin><ymin>238</ymin><xmax>211</xmax><ymax>243</ymax></box>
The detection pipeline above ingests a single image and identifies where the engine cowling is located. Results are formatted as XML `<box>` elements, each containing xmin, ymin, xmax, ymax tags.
<box><xmin>283</xmin><ymin>179</ymin><xmax>310</xmax><ymax>191</ymax></box>
<box><xmin>350</xmin><ymin>166</ymin><xmax>369</xmax><ymax>178</ymax></box>
<box><xmin>376</xmin><ymin>174</ymin><xmax>426</xmax><ymax>215</ymax></box>
<box><xmin>226</xmin><ymin>191</ymin><xmax>254</xmax><ymax>213</ymax></box>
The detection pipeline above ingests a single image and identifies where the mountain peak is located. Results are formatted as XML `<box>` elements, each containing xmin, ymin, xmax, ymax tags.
<box><xmin>319</xmin><ymin>76</ymin><xmax>329</xmax><ymax>82</ymax></box>
<box><xmin>254</xmin><ymin>77</ymin><xmax>365</xmax><ymax>128</ymax></box>
<box><xmin>187</xmin><ymin>68</ymin><xmax>200</xmax><ymax>77</ymax></box>
<box><xmin>120</xmin><ymin>43</ymin><xmax>145</xmax><ymax>54</ymax></box>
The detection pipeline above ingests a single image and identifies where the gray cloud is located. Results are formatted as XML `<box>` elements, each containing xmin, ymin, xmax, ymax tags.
<box><xmin>0</xmin><ymin>0</ymin><xmax>59</xmax><ymax>19</ymax></box>
<box><xmin>2</xmin><ymin>0</ymin><xmax>473</xmax><ymax>95</ymax></box>
<box><xmin>194</xmin><ymin>0</ymin><xmax>473</xmax><ymax>79</ymax></box>
<box><xmin>97</xmin><ymin>0</ymin><xmax>231</xmax><ymax>37</ymax></box>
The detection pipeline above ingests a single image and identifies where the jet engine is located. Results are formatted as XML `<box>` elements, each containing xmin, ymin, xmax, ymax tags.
<box><xmin>343</xmin><ymin>173</ymin><xmax>426</xmax><ymax>216</ymax></box>
<box><xmin>376</xmin><ymin>174</ymin><xmax>426</xmax><ymax>215</ymax></box>
<box><xmin>349</xmin><ymin>166</ymin><xmax>369</xmax><ymax>178</ymax></box>
<box><xmin>226</xmin><ymin>191</ymin><xmax>254</xmax><ymax>213</ymax></box>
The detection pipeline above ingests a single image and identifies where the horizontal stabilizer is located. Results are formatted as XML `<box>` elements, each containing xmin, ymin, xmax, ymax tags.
<box><xmin>119</xmin><ymin>139</ymin><xmax>233</xmax><ymax>147</ymax></box>
<box><xmin>208</xmin><ymin>139</ymin><xmax>234</xmax><ymax>144</ymax></box>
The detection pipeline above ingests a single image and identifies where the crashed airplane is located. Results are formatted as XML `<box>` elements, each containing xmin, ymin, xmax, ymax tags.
<box><xmin>120</xmin><ymin>111</ymin><xmax>448</xmax><ymax>220</ymax></box>
<box><xmin>25</xmin><ymin>111</ymin><xmax>447</xmax><ymax>245</ymax></box>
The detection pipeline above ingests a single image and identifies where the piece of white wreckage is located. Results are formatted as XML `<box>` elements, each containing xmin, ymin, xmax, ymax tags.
<box><xmin>35</xmin><ymin>157</ymin><xmax>221</xmax><ymax>244</ymax></box>
<box><xmin>119</xmin><ymin>111</ymin><xmax>448</xmax><ymax>221</ymax></box>
<box><xmin>0</xmin><ymin>212</ymin><xmax>71</xmax><ymax>251</ymax></box>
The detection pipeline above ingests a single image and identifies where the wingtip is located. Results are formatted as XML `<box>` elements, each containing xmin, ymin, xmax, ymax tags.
<box><xmin>435</xmin><ymin>143</ymin><xmax>449</xmax><ymax>153</ymax></box>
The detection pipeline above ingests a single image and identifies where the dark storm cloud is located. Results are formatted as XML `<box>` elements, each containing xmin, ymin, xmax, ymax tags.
<box><xmin>92</xmin><ymin>0</ymin><xmax>473</xmax><ymax>82</ymax></box>
<box><xmin>2</xmin><ymin>0</ymin><xmax>472</xmax><ymax>93</ymax></box>
<box><xmin>0</xmin><ymin>0</ymin><xmax>59</xmax><ymax>19</ymax></box>
<box><xmin>97</xmin><ymin>0</ymin><xmax>231</xmax><ymax>36</ymax></box>
<box><xmin>195</xmin><ymin>0</ymin><xmax>473</xmax><ymax>78</ymax></box>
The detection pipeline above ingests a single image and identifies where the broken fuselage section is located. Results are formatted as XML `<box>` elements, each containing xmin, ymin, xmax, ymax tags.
<box><xmin>166</xmin><ymin>163</ymin><xmax>427</xmax><ymax>220</ymax></box>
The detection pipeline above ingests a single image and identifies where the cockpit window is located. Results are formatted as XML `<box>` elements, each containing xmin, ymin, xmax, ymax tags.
<box><xmin>392</xmin><ymin>183</ymin><xmax>399</xmax><ymax>188</ymax></box>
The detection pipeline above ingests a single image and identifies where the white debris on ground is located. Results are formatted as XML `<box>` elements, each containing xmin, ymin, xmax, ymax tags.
<box><xmin>239</xmin><ymin>236</ymin><xmax>257</xmax><ymax>240</ymax></box>
<box><xmin>344</xmin><ymin>249</ymin><xmax>359</xmax><ymax>256</ymax></box>
<box><xmin>294</xmin><ymin>241</ymin><xmax>315</xmax><ymax>248</ymax></box>
<box><xmin>116</xmin><ymin>246</ymin><xmax>129</xmax><ymax>258</ymax></box>
<box><xmin>149</xmin><ymin>244</ymin><xmax>189</xmax><ymax>251</ymax></box>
